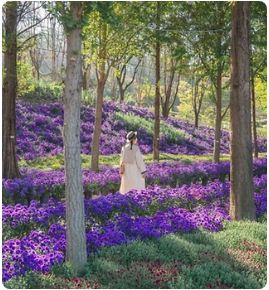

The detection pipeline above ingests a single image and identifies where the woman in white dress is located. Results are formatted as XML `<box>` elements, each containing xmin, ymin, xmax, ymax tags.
<box><xmin>119</xmin><ymin>131</ymin><xmax>147</xmax><ymax>194</ymax></box>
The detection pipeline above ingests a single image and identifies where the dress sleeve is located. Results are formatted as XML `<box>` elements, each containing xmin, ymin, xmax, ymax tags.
<box><xmin>136</xmin><ymin>147</ymin><xmax>146</xmax><ymax>174</ymax></box>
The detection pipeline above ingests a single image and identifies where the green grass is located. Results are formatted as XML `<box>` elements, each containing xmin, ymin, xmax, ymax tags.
<box><xmin>18</xmin><ymin>153</ymin><xmax>234</xmax><ymax>170</ymax></box>
<box><xmin>18</xmin><ymin>152</ymin><xmax>267</xmax><ymax>171</ymax></box>
<box><xmin>115</xmin><ymin>112</ymin><xmax>190</xmax><ymax>143</ymax></box>
<box><xmin>5</xmin><ymin>218</ymin><xmax>267</xmax><ymax>289</ymax></box>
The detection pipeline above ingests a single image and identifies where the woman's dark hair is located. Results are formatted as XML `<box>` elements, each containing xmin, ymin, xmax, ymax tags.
<box><xmin>130</xmin><ymin>135</ymin><xmax>137</xmax><ymax>150</ymax></box>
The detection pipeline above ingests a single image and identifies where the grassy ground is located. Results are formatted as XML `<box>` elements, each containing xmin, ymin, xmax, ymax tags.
<box><xmin>18</xmin><ymin>153</ymin><xmax>230</xmax><ymax>170</ymax></box>
<box><xmin>5</xmin><ymin>218</ymin><xmax>267</xmax><ymax>289</ymax></box>
<box><xmin>19</xmin><ymin>152</ymin><xmax>267</xmax><ymax>171</ymax></box>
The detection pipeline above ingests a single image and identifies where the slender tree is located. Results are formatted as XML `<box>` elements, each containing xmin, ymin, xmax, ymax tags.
<box><xmin>191</xmin><ymin>76</ymin><xmax>205</xmax><ymax>128</ymax></box>
<box><xmin>59</xmin><ymin>1</ymin><xmax>88</xmax><ymax>272</ymax></box>
<box><xmin>251</xmin><ymin>72</ymin><xmax>259</xmax><ymax>158</ymax></box>
<box><xmin>153</xmin><ymin>1</ymin><xmax>161</xmax><ymax>161</ymax></box>
<box><xmin>116</xmin><ymin>57</ymin><xmax>142</xmax><ymax>103</ymax></box>
<box><xmin>2</xmin><ymin>1</ymin><xmax>21</xmax><ymax>179</ymax></box>
<box><xmin>230</xmin><ymin>1</ymin><xmax>255</xmax><ymax>220</ymax></box>
<box><xmin>161</xmin><ymin>47</ymin><xmax>180</xmax><ymax>119</ymax></box>
<box><xmin>249</xmin><ymin>2</ymin><xmax>267</xmax><ymax>158</ymax></box>
<box><xmin>91</xmin><ymin>19</ymin><xmax>108</xmax><ymax>172</ymax></box>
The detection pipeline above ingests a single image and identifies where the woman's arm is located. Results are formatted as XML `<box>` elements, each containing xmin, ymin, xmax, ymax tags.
<box><xmin>135</xmin><ymin>147</ymin><xmax>146</xmax><ymax>175</ymax></box>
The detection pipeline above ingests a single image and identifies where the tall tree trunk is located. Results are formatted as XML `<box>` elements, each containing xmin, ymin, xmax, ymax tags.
<box><xmin>153</xmin><ymin>1</ymin><xmax>161</xmax><ymax>161</ymax></box>
<box><xmin>2</xmin><ymin>1</ymin><xmax>20</xmax><ymax>179</ymax></box>
<box><xmin>192</xmin><ymin>77</ymin><xmax>201</xmax><ymax>129</ymax></box>
<box><xmin>230</xmin><ymin>1</ymin><xmax>255</xmax><ymax>220</ymax></box>
<box><xmin>116</xmin><ymin>77</ymin><xmax>125</xmax><ymax>103</ymax></box>
<box><xmin>162</xmin><ymin>106</ymin><xmax>169</xmax><ymax>119</ymax></box>
<box><xmin>63</xmin><ymin>1</ymin><xmax>87</xmax><ymax>273</ymax></box>
<box><xmin>111</xmin><ymin>76</ymin><xmax>117</xmax><ymax>101</ymax></box>
<box><xmin>51</xmin><ymin>14</ymin><xmax>57</xmax><ymax>80</ymax></box>
<box><xmin>91</xmin><ymin>79</ymin><xmax>105</xmax><ymax>171</ymax></box>
<box><xmin>251</xmin><ymin>73</ymin><xmax>258</xmax><ymax>158</ymax></box>
<box><xmin>91</xmin><ymin>22</ymin><xmax>107</xmax><ymax>172</ymax></box>
<box><xmin>194</xmin><ymin>113</ymin><xmax>199</xmax><ymax>128</ymax></box>
<box><xmin>213</xmin><ymin>71</ymin><xmax>222</xmax><ymax>163</ymax></box>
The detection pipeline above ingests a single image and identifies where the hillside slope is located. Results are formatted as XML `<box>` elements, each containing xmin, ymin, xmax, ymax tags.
<box><xmin>16</xmin><ymin>101</ymin><xmax>267</xmax><ymax>160</ymax></box>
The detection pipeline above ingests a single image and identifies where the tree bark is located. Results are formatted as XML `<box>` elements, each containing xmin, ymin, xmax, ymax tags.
<box><xmin>2</xmin><ymin>1</ymin><xmax>21</xmax><ymax>179</ymax></box>
<box><xmin>213</xmin><ymin>71</ymin><xmax>222</xmax><ymax>163</ymax></box>
<box><xmin>117</xmin><ymin>76</ymin><xmax>125</xmax><ymax>103</ymax></box>
<box><xmin>194</xmin><ymin>113</ymin><xmax>199</xmax><ymax>128</ymax></box>
<box><xmin>63</xmin><ymin>1</ymin><xmax>87</xmax><ymax>273</ymax></box>
<box><xmin>192</xmin><ymin>77</ymin><xmax>204</xmax><ymax>129</ymax></box>
<box><xmin>51</xmin><ymin>14</ymin><xmax>57</xmax><ymax>80</ymax></box>
<box><xmin>251</xmin><ymin>73</ymin><xmax>258</xmax><ymax>158</ymax></box>
<box><xmin>230</xmin><ymin>1</ymin><xmax>255</xmax><ymax>220</ymax></box>
<box><xmin>153</xmin><ymin>1</ymin><xmax>161</xmax><ymax>161</ymax></box>
<box><xmin>91</xmin><ymin>21</ymin><xmax>107</xmax><ymax>172</ymax></box>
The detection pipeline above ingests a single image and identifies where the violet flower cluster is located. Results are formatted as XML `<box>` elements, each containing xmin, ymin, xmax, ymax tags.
<box><xmin>3</xmin><ymin>158</ymin><xmax>267</xmax><ymax>203</ymax></box>
<box><xmin>3</xmin><ymin>175</ymin><xmax>266</xmax><ymax>232</ymax></box>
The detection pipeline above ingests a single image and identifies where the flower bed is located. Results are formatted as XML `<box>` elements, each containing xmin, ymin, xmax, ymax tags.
<box><xmin>3</xmin><ymin>158</ymin><xmax>267</xmax><ymax>203</ymax></box>
<box><xmin>3</xmin><ymin>175</ymin><xmax>266</xmax><ymax>236</ymax></box>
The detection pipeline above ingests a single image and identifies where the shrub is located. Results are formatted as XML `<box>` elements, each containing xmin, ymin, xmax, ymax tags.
<box><xmin>20</xmin><ymin>82</ymin><xmax>63</xmax><ymax>102</ymax></box>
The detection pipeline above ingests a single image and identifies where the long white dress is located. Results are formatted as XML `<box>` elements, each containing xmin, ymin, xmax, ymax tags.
<box><xmin>119</xmin><ymin>143</ymin><xmax>146</xmax><ymax>194</ymax></box>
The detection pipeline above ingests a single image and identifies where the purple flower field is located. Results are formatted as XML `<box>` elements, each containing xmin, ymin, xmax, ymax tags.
<box><xmin>16</xmin><ymin>101</ymin><xmax>267</xmax><ymax>160</ymax></box>
<box><xmin>3</xmin><ymin>158</ymin><xmax>266</xmax><ymax>203</ymax></box>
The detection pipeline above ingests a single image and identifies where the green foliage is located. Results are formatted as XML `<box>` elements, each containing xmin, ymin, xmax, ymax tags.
<box><xmin>216</xmin><ymin>220</ymin><xmax>266</xmax><ymax>249</ymax></box>
<box><xmin>4</xmin><ymin>271</ymin><xmax>58</xmax><ymax>289</ymax></box>
<box><xmin>169</xmin><ymin>261</ymin><xmax>261</xmax><ymax>289</ymax></box>
<box><xmin>51</xmin><ymin>262</ymin><xmax>75</xmax><ymax>278</ymax></box>
<box><xmin>82</xmin><ymin>90</ymin><xmax>96</xmax><ymax>106</ymax></box>
<box><xmin>20</xmin><ymin>81</ymin><xmax>63</xmax><ymax>103</ymax></box>
<box><xmin>17</xmin><ymin>60</ymin><xmax>35</xmax><ymax>96</ymax></box>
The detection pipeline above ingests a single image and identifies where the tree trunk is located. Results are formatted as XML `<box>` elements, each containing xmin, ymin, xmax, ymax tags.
<box><xmin>251</xmin><ymin>74</ymin><xmax>258</xmax><ymax>158</ymax></box>
<box><xmin>82</xmin><ymin>67</ymin><xmax>87</xmax><ymax>90</ymax></box>
<box><xmin>91</xmin><ymin>22</ymin><xmax>107</xmax><ymax>172</ymax></box>
<box><xmin>194</xmin><ymin>113</ymin><xmax>199</xmax><ymax>128</ymax></box>
<box><xmin>116</xmin><ymin>77</ymin><xmax>125</xmax><ymax>103</ymax></box>
<box><xmin>192</xmin><ymin>77</ymin><xmax>200</xmax><ymax>129</ymax></box>
<box><xmin>51</xmin><ymin>15</ymin><xmax>57</xmax><ymax>80</ymax></box>
<box><xmin>91</xmin><ymin>80</ymin><xmax>105</xmax><ymax>172</ymax></box>
<box><xmin>153</xmin><ymin>1</ymin><xmax>161</xmax><ymax>161</ymax></box>
<box><xmin>2</xmin><ymin>1</ymin><xmax>20</xmax><ymax>179</ymax></box>
<box><xmin>111</xmin><ymin>76</ymin><xmax>117</xmax><ymax>101</ymax></box>
<box><xmin>162</xmin><ymin>106</ymin><xmax>169</xmax><ymax>119</ymax></box>
<box><xmin>230</xmin><ymin>1</ymin><xmax>255</xmax><ymax>221</ymax></box>
<box><xmin>63</xmin><ymin>1</ymin><xmax>87</xmax><ymax>273</ymax></box>
<box><xmin>213</xmin><ymin>71</ymin><xmax>222</xmax><ymax>163</ymax></box>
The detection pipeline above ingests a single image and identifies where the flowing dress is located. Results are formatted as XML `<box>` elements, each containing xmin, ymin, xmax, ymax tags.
<box><xmin>119</xmin><ymin>143</ymin><xmax>146</xmax><ymax>194</ymax></box>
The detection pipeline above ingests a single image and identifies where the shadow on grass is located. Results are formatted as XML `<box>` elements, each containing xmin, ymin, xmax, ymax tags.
<box><xmin>78</xmin><ymin>220</ymin><xmax>266</xmax><ymax>289</ymax></box>
<box><xmin>4</xmin><ymin>219</ymin><xmax>266</xmax><ymax>289</ymax></box>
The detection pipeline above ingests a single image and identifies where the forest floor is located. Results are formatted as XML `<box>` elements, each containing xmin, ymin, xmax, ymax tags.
<box><xmin>5</xmin><ymin>218</ymin><xmax>266</xmax><ymax>289</ymax></box>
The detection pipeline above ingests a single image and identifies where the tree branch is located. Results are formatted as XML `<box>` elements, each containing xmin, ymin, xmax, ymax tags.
<box><xmin>17</xmin><ymin>13</ymin><xmax>50</xmax><ymax>36</ymax></box>
<box><xmin>221</xmin><ymin>103</ymin><xmax>230</xmax><ymax>120</ymax></box>
<box><xmin>124</xmin><ymin>58</ymin><xmax>142</xmax><ymax>91</ymax></box>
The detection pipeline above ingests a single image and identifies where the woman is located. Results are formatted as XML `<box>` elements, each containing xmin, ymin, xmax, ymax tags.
<box><xmin>119</xmin><ymin>131</ymin><xmax>147</xmax><ymax>194</ymax></box>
